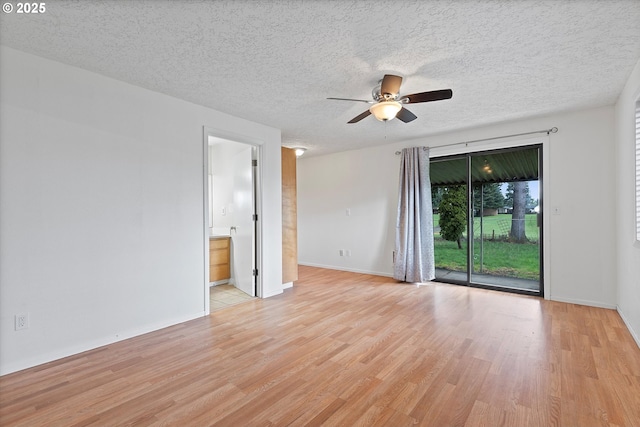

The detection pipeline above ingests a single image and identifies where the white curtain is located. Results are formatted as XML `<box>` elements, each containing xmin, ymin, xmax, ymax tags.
<box><xmin>393</xmin><ymin>147</ymin><xmax>435</xmax><ymax>283</ymax></box>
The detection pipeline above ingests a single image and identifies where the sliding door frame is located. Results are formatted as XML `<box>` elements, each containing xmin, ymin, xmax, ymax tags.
<box><xmin>430</xmin><ymin>135</ymin><xmax>550</xmax><ymax>299</ymax></box>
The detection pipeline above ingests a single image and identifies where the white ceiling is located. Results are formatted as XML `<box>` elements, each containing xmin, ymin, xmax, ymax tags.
<box><xmin>2</xmin><ymin>0</ymin><xmax>640</xmax><ymax>157</ymax></box>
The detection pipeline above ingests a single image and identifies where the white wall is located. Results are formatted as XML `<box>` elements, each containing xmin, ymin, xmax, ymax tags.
<box><xmin>0</xmin><ymin>47</ymin><xmax>283</xmax><ymax>375</ymax></box>
<box><xmin>298</xmin><ymin>144</ymin><xmax>399</xmax><ymax>276</ymax></box>
<box><xmin>615</xmin><ymin>58</ymin><xmax>640</xmax><ymax>346</ymax></box>
<box><xmin>298</xmin><ymin>105</ymin><xmax>617</xmax><ymax>308</ymax></box>
<box><xmin>210</xmin><ymin>140</ymin><xmax>250</xmax><ymax>232</ymax></box>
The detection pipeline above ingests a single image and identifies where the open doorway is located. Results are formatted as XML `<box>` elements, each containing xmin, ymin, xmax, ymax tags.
<box><xmin>204</xmin><ymin>131</ymin><xmax>262</xmax><ymax>313</ymax></box>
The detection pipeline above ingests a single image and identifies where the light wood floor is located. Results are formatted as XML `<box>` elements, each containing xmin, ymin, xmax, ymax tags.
<box><xmin>1</xmin><ymin>266</ymin><xmax>639</xmax><ymax>426</ymax></box>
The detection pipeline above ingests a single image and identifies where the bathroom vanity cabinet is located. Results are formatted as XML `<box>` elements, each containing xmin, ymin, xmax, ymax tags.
<box><xmin>209</xmin><ymin>236</ymin><xmax>230</xmax><ymax>282</ymax></box>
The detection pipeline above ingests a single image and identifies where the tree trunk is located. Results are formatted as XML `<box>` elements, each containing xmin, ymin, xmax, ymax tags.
<box><xmin>510</xmin><ymin>181</ymin><xmax>527</xmax><ymax>243</ymax></box>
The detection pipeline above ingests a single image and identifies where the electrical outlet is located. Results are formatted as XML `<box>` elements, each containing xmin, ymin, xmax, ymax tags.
<box><xmin>339</xmin><ymin>249</ymin><xmax>344</xmax><ymax>256</ymax></box>
<box><xmin>15</xmin><ymin>314</ymin><xmax>29</xmax><ymax>331</ymax></box>
<box><xmin>346</xmin><ymin>250</ymin><xmax>351</xmax><ymax>256</ymax></box>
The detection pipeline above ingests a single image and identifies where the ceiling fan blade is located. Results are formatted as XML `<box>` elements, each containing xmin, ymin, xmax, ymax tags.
<box><xmin>347</xmin><ymin>110</ymin><xmax>372</xmax><ymax>123</ymax></box>
<box><xmin>399</xmin><ymin>89</ymin><xmax>453</xmax><ymax>104</ymax></box>
<box><xmin>380</xmin><ymin>74</ymin><xmax>403</xmax><ymax>96</ymax></box>
<box><xmin>396</xmin><ymin>107</ymin><xmax>417</xmax><ymax>123</ymax></box>
<box><xmin>327</xmin><ymin>97</ymin><xmax>374</xmax><ymax>104</ymax></box>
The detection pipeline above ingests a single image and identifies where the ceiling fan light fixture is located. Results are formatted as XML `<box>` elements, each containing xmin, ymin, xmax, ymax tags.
<box><xmin>369</xmin><ymin>100</ymin><xmax>402</xmax><ymax>121</ymax></box>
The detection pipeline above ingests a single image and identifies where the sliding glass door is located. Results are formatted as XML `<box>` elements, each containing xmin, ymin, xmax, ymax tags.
<box><xmin>431</xmin><ymin>156</ymin><xmax>469</xmax><ymax>284</ymax></box>
<box><xmin>431</xmin><ymin>146</ymin><xmax>542</xmax><ymax>296</ymax></box>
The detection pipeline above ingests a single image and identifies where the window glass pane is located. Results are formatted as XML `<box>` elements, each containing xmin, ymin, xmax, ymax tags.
<box><xmin>431</xmin><ymin>157</ymin><xmax>468</xmax><ymax>283</ymax></box>
<box><xmin>470</xmin><ymin>148</ymin><xmax>540</xmax><ymax>292</ymax></box>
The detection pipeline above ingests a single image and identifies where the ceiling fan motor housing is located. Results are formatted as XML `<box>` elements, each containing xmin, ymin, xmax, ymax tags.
<box><xmin>372</xmin><ymin>81</ymin><xmax>399</xmax><ymax>102</ymax></box>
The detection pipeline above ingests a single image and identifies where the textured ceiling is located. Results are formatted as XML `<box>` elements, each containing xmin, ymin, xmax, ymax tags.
<box><xmin>1</xmin><ymin>0</ymin><xmax>640</xmax><ymax>157</ymax></box>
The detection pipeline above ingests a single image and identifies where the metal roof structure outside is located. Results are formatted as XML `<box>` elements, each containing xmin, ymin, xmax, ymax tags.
<box><xmin>430</xmin><ymin>147</ymin><xmax>539</xmax><ymax>186</ymax></box>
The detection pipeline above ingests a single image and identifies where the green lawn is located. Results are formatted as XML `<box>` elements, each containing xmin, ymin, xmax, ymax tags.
<box><xmin>433</xmin><ymin>213</ymin><xmax>540</xmax><ymax>241</ymax></box>
<box><xmin>432</xmin><ymin>213</ymin><xmax>540</xmax><ymax>280</ymax></box>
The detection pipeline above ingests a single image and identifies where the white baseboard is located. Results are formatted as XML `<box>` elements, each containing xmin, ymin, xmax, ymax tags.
<box><xmin>282</xmin><ymin>281</ymin><xmax>293</xmax><ymax>289</ymax></box>
<box><xmin>549</xmin><ymin>296</ymin><xmax>617</xmax><ymax>310</ymax></box>
<box><xmin>298</xmin><ymin>262</ymin><xmax>392</xmax><ymax>278</ymax></box>
<box><xmin>617</xmin><ymin>305</ymin><xmax>640</xmax><ymax>349</ymax></box>
<box><xmin>0</xmin><ymin>311</ymin><xmax>206</xmax><ymax>376</ymax></box>
<box><xmin>262</xmin><ymin>288</ymin><xmax>283</xmax><ymax>298</ymax></box>
<box><xmin>209</xmin><ymin>279</ymin><xmax>230</xmax><ymax>287</ymax></box>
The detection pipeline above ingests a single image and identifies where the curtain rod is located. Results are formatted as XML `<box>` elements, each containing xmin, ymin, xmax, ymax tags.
<box><xmin>395</xmin><ymin>127</ymin><xmax>558</xmax><ymax>155</ymax></box>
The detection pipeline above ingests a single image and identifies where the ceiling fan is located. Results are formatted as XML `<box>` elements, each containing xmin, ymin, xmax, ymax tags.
<box><xmin>328</xmin><ymin>74</ymin><xmax>452</xmax><ymax>123</ymax></box>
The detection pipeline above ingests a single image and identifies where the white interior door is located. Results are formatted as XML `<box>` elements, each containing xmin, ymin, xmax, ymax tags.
<box><xmin>231</xmin><ymin>146</ymin><xmax>255</xmax><ymax>296</ymax></box>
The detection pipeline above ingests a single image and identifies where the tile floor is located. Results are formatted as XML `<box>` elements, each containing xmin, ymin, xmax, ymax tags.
<box><xmin>210</xmin><ymin>284</ymin><xmax>255</xmax><ymax>312</ymax></box>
